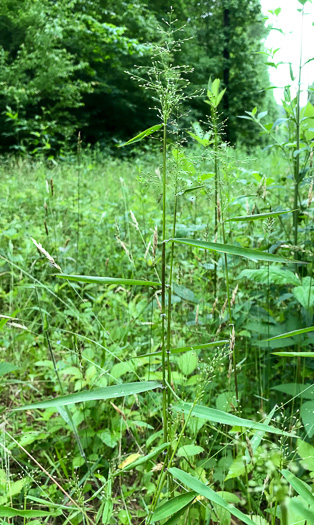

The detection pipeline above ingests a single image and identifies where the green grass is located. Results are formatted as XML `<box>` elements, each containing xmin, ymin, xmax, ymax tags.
<box><xmin>0</xmin><ymin>145</ymin><xmax>313</xmax><ymax>524</ymax></box>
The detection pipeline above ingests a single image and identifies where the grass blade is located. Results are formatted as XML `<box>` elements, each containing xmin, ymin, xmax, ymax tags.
<box><xmin>26</xmin><ymin>496</ymin><xmax>77</xmax><ymax>511</ymax></box>
<box><xmin>118</xmin><ymin>124</ymin><xmax>163</xmax><ymax>147</ymax></box>
<box><xmin>136</xmin><ymin>340</ymin><xmax>228</xmax><ymax>358</ymax></box>
<box><xmin>14</xmin><ymin>381</ymin><xmax>161</xmax><ymax>410</ymax></box>
<box><xmin>170</xmin><ymin>341</ymin><xmax>228</xmax><ymax>354</ymax></box>
<box><xmin>119</xmin><ymin>442</ymin><xmax>170</xmax><ymax>472</ymax></box>
<box><xmin>262</xmin><ymin>326</ymin><xmax>314</xmax><ymax>341</ymax></box>
<box><xmin>272</xmin><ymin>352</ymin><xmax>314</xmax><ymax>357</ymax></box>
<box><xmin>56</xmin><ymin>275</ymin><xmax>160</xmax><ymax>286</ymax></box>
<box><xmin>172</xmin><ymin>402</ymin><xmax>294</xmax><ymax>437</ymax></box>
<box><xmin>0</xmin><ymin>506</ymin><xmax>59</xmax><ymax>518</ymax></box>
<box><xmin>281</xmin><ymin>469</ymin><xmax>314</xmax><ymax>506</ymax></box>
<box><xmin>170</xmin><ymin>238</ymin><xmax>293</xmax><ymax>263</ymax></box>
<box><xmin>226</xmin><ymin>210</ymin><xmax>294</xmax><ymax>222</ymax></box>
<box><xmin>168</xmin><ymin>468</ymin><xmax>256</xmax><ymax>525</ymax></box>
<box><xmin>151</xmin><ymin>492</ymin><xmax>197</xmax><ymax>522</ymax></box>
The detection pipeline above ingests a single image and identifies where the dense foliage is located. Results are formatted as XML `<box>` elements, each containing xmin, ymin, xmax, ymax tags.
<box><xmin>0</xmin><ymin>0</ymin><xmax>275</xmax><ymax>153</ymax></box>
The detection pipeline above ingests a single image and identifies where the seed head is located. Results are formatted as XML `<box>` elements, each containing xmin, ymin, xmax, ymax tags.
<box><xmin>152</xmin><ymin>463</ymin><xmax>163</xmax><ymax>472</ymax></box>
<box><xmin>246</xmin><ymin>435</ymin><xmax>254</xmax><ymax>462</ymax></box>
<box><xmin>130</xmin><ymin>210</ymin><xmax>139</xmax><ymax>231</ymax></box>
<box><xmin>229</xmin><ymin>325</ymin><xmax>235</xmax><ymax>353</ymax></box>
<box><xmin>308</xmin><ymin>180</ymin><xmax>313</xmax><ymax>208</ymax></box>
<box><xmin>195</xmin><ymin>304</ymin><xmax>199</xmax><ymax>324</ymax></box>
<box><xmin>155</xmin><ymin>291</ymin><xmax>162</xmax><ymax>312</ymax></box>
<box><xmin>231</xmin><ymin>284</ymin><xmax>239</xmax><ymax>307</ymax></box>
<box><xmin>152</xmin><ymin>226</ymin><xmax>158</xmax><ymax>259</ymax></box>
<box><xmin>217</xmin><ymin>196</ymin><xmax>221</xmax><ymax>223</ymax></box>
<box><xmin>116</xmin><ymin>236</ymin><xmax>134</xmax><ymax>264</ymax></box>
<box><xmin>31</xmin><ymin>238</ymin><xmax>61</xmax><ymax>272</ymax></box>
<box><xmin>211</xmin><ymin>297</ymin><xmax>218</xmax><ymax>315</ymax></box>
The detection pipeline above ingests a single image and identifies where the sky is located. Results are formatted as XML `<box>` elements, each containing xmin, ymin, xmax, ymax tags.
<box><xmin>260</xmin><ymin>0</ymin><xmax>314</xmax><ymax>105</ymax></box>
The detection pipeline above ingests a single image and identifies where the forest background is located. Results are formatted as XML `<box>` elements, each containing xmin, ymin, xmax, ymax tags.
<box><xmin>0</xmin><ymin>0</ymin><xmax>283</xmax><ymax>154</ymax></box>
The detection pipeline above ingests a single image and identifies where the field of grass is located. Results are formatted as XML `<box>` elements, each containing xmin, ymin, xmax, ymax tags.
<box><xmin>0</xmin><ymin>144</ymin><xmax>313</xmax><ymax>524</ymax></box>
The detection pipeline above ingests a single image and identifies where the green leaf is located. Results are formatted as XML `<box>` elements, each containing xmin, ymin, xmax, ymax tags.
<box><xmin>14</xmin><ymin>381</ymin><xmax>161</xmax><ymax>410</ymax></box>
<box><xmin>0</xmin><ymin>362</ymin><xmax>18</xmax><ymax>377</ymax></box>
<box><xmin>171</xmin><ymin>403</ymin><xmax>294</xmax><ymax>436</ymax></box>
<box><xmin>151</xmin><ymin>492</ymin><xmax>197</xmax><ymax>522</ymax></box>
<box><xmin>170</xmin><ymin>238</ymin><xmax>293</xmax><ymax>263</ymax></box>
<box><xmin>297</xmin><ymin>439</ymin><xmax>314</xmax><ymax>473</ymax></box>
<box><xmin>272</xmin><ymin>383</ymin><xmax>314</xmax><ymax>399</ymax></box>
<box><xmin>211</xmin><ymin>78</ymin><xmax>220</xmax><ymax>97</ymax></box>
<box><xmin>262</xmin><ymin>326</ymin><xmax>314</xmax><ymax>341</ymax></box>
<box><xmin>119</xmin><ymin>442</ymin><xmax>170</xmax><ymax>472</ymax></box>
<box><xmin>288</xmin><ymin>498</ymin><xmax>313</xmax><ymax>523</ymax></box>
<box><xmin>281</xmin><ymin>469</ymin><xmax>314</xmax><ymax>506</ymax></box>
<box><xmin>293</xmin><ymin>281</ymin><xmax>314</xmax><ymax>310</ymax></box>
<box><xmin>188</xmin><ymin>132</ymin><xmax>211</xmax><ymax>147</ymax></box>
<box><xmin>118</xmin><ymin>124</ymin><xmax>163</xmax><ymax>147</ymax></box>
<box><xmin>225</xmin><ymin>456</ymin><xmax>253</xmax><ymax>481</ymax></box>
<box><xmin>0</xmin><ymin>506</ymin><xmax>58</xmax><ymax>518</ymax></box>
<box><xmin>237</xmin><ymin>267</ymin><xmax>300</xmax><ymax>286</ymax></box>
<box><xmin>177</xmin><ymin>352</ymin><xmax>198</xmax><ymax>376</ymax></box>
<box><xmin>173</xmin><ymin>284</ymin><xmax>199</xmax><ymax>303</ymax></box>
<box><xmin>216</xmin><ymin>88</ymin><xmax>226</xmax><ymax>106</ymax></box>
<box><xmin>56</xmin><ymin>275</ymin><xmax>159</xmax><ymax>287</ymax></box>
<box><xmin>177</xmin><ymin>445</ymin><xmax>204</xmax><ymax>458</ymax></box>
<box><xmin>98</xmin><ymin>430</ymin><xmax>118</xmax><ymax>448</ymax></box>
<box><xmin>217</xmin><ymin>492</ymin><xmax>240</xmax><ymax>504</ymax></box>
<box><xmin>272</xmin><ymin>117</ymin><xmax>289</xmax><ymax>129</ymax></box>
<box><xmin>257</xmin><ymin>111</ymin><xmax>268</xmax><ymax>120</ymax></box>
<box><xmin>226</xmin><ymin>210</ymin><xmax>293</xmax><ymax>222</ymax></box>
<box><xmin>301</xmin><ymin>400</ymin><xmax>314</xmax><ymax>438</ymax></box>
<box><xmin>168</xmin><ymin>468</ymin><xmax>256</xmax><ymax>525</ymax></box>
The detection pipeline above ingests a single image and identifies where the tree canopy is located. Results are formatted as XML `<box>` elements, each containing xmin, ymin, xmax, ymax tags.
<box><xmin>0</xmin><ymin>0</ymin><xmax>275</xmax><ymax>153</ymax></box>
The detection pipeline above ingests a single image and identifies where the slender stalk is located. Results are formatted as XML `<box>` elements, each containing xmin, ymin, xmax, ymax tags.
<box><xmin>211</xmin><ymin>93</ymin><xmax>239</xmax><ymax>401</ymax></box>
<box><xmin>280</xmin><ymin>501</ymin><xmax>288</xmax><ymax>525</ymax></box>
<box><xmin>166</xmin><ymin>194</ymin><xmax>177</xmax><ymax>406</ymax></box>
<box><xmin>293</xmin><ymin>7</ymin><xmax>304</xmax><ymax>255</ymax></box>
<box><xmin>221</xmin><ymin>219</ymin><xmax>238</xmax><ymax>401</ymax></box>
<box><xmin>212</xmin><ymin>105</ymin><xmax>219</xmax><ymax>297</ymax></box>
<box><xmin>76</xmin><ymin>132</ymin><xmax>81</xmax><ymax>272</ymax></box>
<box><xmin>147</xmin><ymin>395</ymin><xmax>199</xmax><ymax>524</ymax></box>
<box><xmin>161</xmin><ymin>121</ymin><xmax>168</xmax><ymax>443</ymax></box>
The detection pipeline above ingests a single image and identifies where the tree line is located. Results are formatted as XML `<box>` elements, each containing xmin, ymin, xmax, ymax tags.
<box><xmin>0</xmin><ymin>0</ymin><xmax>276</xmax><ymax>154</ymax></box>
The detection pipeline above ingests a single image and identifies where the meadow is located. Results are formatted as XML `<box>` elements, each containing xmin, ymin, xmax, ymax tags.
<box><xmin>0</xmin><ymin>132</ymin><xmax>313</xmax><ymax>525</ymax></box>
